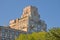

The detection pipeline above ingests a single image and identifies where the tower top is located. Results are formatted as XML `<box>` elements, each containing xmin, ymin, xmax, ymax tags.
<box><xmin>23</xmin><ymin>5</ymin><xmax>38</xmax><ymax>11</ymax></box>
<box><xmin>21</xmin><ymin>5</ymin><xmax>39</xmax><ymax>18</ymax></box>
<box><xmin>24</xmin><ymin>5</ymin><xmax>37</xmax><ymax>8</ymax></box>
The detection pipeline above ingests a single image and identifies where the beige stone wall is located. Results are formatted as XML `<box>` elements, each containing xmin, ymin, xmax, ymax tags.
<box><xmin>9</xmin><ymin>18</ymin><xmax>19</xmax><ymax>30</ymax></box>
<box><xmin>9</xmin><ymin>16</ymin><xmax>29</xmax><ymax>32</ymax></box>
<box><xmin>9</xmin><ymin>5</ymin><xmax>47</xmax><ymax>32</ymax></box>
<box><xmin>19</xmin><ymin>17</ymin><xmax>29</xmax><ymax>32</ymax></box>
<box><xmin>21</xmin><ymin>6</ymin><xmax>31</xmax><ymax>18</ymax></box>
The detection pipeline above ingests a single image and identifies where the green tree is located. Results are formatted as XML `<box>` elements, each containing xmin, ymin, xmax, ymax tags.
<box><xmin>15</xmin><ymin>34</ymin><xmax>27</xmax><ymax>40</ymax></box>
<box><xmin>16</xmin><ymin>27</ymin><xmax>60</xmax><ymax>40</ymax></box>
<box><xmin>47</xmin><ymin>27</ymin><xmax>60</xmax><ymax>40</ymax></box>
<box><xmin>16</xmin><ymin>32</ymin><xmax>47</xmax><ymax>40</ymax></box>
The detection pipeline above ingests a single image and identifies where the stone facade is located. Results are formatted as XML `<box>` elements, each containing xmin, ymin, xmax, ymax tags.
<box><xmin>9</xmin><ymin>5</ymin><xmax>47</xmax><ymax>33</ymax></box>
<box><xmin>0</xmin><ymin>26</ymin><xmax>26</xmax><ymax>40</ymax></box>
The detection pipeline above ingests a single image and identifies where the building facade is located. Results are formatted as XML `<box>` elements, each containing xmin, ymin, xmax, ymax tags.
<box><xmin>0</xmin><ymin>26</ymin><xmax>26</xmax><ymax>40</ymax></box>
<box><xmin>9</xmin><ymin>6</ymin><xmax>47</xmax><ymax>33</ymax></box>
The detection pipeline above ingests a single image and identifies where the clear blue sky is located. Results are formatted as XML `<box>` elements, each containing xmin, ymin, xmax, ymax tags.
<box><xmin>0</xmin><ymin>0</ymin><xmax>60</xmax><ymax>29</ymax></box>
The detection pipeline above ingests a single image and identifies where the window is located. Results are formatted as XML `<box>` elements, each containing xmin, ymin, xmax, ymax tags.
<box><xmin>16</xmin><ymin>32</ymin><xmax>19</xmax><ymax>36</ymax></box>
<box><xmin>2</xmin><ymin>29</ymin><xmax>5</xmax><ymax>32</ymax></box>
<box><xmin>1</xmin><ymin>38</ymin><xmax>5</xmax><ymax>40</ymax></box>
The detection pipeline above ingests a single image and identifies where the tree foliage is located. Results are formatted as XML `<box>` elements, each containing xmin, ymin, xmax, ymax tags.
<box><xmin>47</xmin><ymin>27</ymin><xmax>60</xmax><ymax>40</ymax></box>
<box><xmin>16</xmin><ymin>27</ymin><xmax>60</xmax><ymax>40</ymax></box>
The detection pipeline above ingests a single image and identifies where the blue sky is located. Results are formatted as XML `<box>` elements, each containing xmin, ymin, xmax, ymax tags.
<box><xmin>0</xmin><ymin>0</ymin><xmax>60</xmax><ymax>29</ymax></box>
